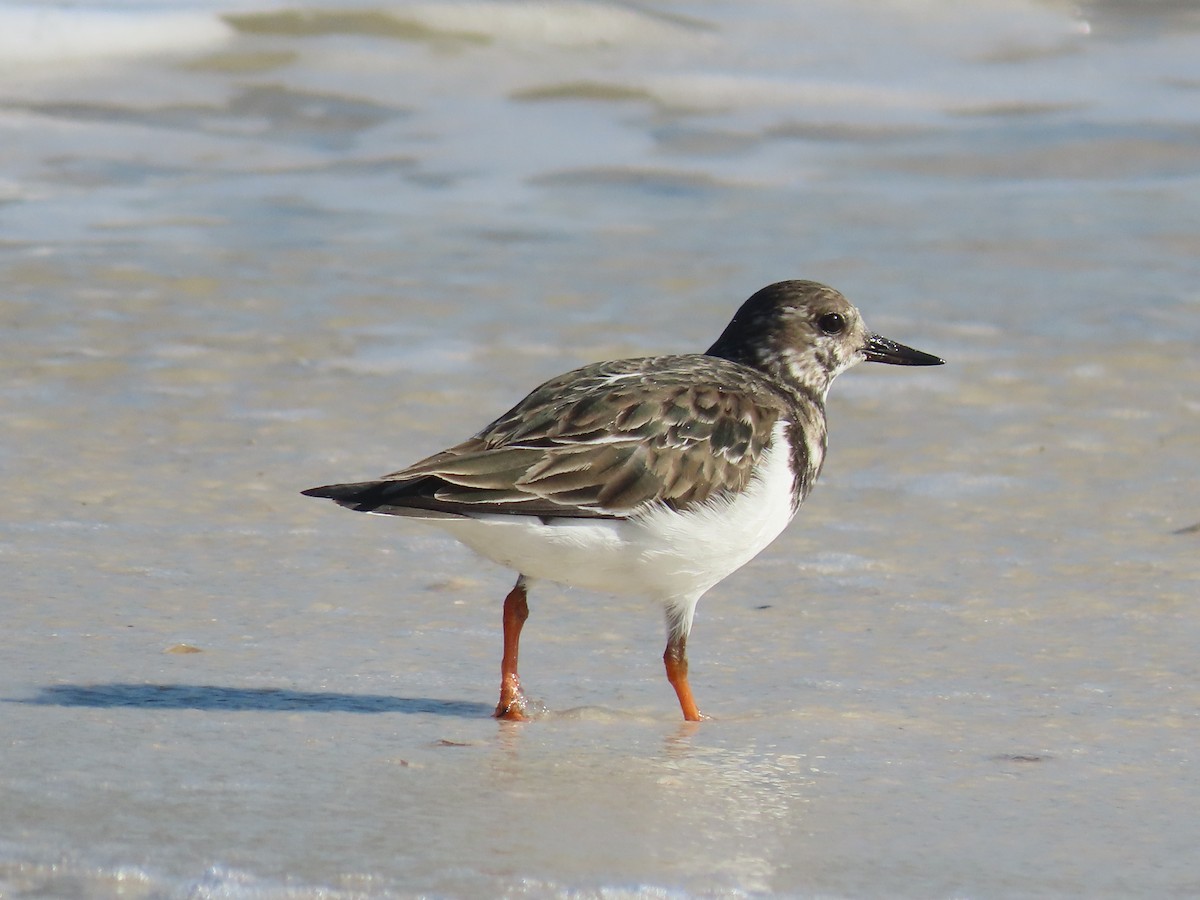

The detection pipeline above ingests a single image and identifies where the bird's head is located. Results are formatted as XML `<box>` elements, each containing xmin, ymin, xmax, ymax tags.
<box><xmin>706</xmin><ymin>280</ymin><xmax>943</xmax><ymax>401</ymax></box>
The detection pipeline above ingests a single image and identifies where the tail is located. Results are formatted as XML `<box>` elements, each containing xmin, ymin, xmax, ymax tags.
<box><xmin>302</xmin><ymin>478</ymin><xmax>476</xmax><ymax>519</ymax></box>
<box><xmin>301</xmin><ymin>480</ymin><xmax>410</xmax><ymax>513</ymax></box>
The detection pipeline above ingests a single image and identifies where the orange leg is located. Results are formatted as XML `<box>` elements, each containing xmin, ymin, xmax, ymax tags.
<box><xmin>495</xmin><ymin>576</ymin><xmax>530</xmax><ymax>720</ymax></box>
<box><xmin>664</xmin><ymin>632</ymin><xmax>703</xmax><ymax>722</ymax></box>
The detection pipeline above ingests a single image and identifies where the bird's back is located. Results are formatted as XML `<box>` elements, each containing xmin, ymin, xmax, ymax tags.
<box><xmin>303</xmin><ymin>353</ymin><xmax>821</xmax><ymax>521</ymax></box>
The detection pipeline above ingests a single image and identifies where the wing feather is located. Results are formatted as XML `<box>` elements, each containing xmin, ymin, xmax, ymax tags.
<box><xmin>304</xmin><ymin>355</ymin><xmax>794</xmax><ymax>519</ymax></box>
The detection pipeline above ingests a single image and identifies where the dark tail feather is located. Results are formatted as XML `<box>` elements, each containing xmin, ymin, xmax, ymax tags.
<box><xmin>303</xmin><ymin>478</ymin><xmax>622</xmax><ymax>520</ymax></box>
<box><xmin>301</xmin><ymin>480</ymin><xmax>403</xmax><ymax>512</ymax></box>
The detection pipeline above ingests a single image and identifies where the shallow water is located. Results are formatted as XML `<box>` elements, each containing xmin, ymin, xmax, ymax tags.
<box><xmin>2</xmin><ymin>0</ymin><xmax>1199</xmax><ymax>896</ymax></box>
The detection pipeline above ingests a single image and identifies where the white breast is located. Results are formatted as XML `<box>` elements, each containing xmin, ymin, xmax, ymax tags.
<box><xmin>413</xmin><ymin>421</ymin><xmax>799</xmax><ymax>638</ymax></box>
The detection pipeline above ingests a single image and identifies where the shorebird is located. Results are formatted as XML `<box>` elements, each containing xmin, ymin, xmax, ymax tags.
<box><xmin>303</xmin><ymin>280</ymin><xmax>943</xmax><ymax>721</ymax></box>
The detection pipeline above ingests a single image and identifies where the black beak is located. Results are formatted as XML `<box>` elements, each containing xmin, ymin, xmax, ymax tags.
<box><xmin>863</xmin><ymin>334</ymin><xmax>944</xmax><ymax>366</ymax></box>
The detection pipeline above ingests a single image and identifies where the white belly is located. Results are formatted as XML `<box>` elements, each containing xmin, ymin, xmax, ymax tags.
<box><xmin>415</xmin><ymin>422</ymin><xmax>799</xmax><ymax>636</ymax></box>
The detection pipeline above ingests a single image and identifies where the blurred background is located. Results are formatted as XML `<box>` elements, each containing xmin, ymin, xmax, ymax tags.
<box><xmin>2</xmin><ymin>1</ymin><xmax>1198</xmax><ymax>897</ymax></box>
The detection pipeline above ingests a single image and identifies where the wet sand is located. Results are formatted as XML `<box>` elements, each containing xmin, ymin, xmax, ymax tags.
<box><xmin>2</xmin><ymin>1</ymin><xmax>1199</xmax><ymax>896</ymax></box>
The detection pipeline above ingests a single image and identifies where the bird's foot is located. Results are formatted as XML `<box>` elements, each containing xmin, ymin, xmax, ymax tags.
<box><xmin>495</xmin><ymin>675</ymin><xmax>529</xmax><ymax>721</ymax></box>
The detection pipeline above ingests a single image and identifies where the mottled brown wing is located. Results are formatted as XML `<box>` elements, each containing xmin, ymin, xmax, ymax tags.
<box><xmin>307</xmin><ymin>355</ymin><xmax>789</xmax><ymax>519</ymax></box>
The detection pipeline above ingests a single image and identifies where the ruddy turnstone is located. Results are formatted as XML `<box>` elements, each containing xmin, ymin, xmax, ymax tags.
<box><xmin>303</xmin><ymin>280</ymin><xmax>943</xmax><ymax>721</ymax></box>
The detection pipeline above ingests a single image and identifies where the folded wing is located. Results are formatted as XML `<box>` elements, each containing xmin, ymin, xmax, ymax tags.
<box><xmin>303</xmin><ymin>356</ymin><xmax>786</xmax><ymax>520</ymax></box>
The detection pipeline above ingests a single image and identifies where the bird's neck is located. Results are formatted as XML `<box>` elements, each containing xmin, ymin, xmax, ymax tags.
<box><xmin>707</xmin><ymin>339</ymin><xmax>832</xmax><ymax>412</ymax></box>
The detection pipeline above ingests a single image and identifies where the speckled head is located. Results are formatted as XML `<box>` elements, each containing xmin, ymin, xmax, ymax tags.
<box><xmin>705</xmin><ymin>280</ymin><xmax>943</xmax><ymax>401</ymax></box>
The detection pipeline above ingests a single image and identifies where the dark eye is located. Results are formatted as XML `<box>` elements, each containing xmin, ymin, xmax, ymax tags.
<box><xmin>817</xmin><ymin>312</ymin><xmax>845</xmax><ymax>335</ymax></box>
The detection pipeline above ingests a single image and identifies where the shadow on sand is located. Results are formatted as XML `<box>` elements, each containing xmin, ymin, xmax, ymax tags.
<box><xmin>12</xmin><ymin>683</ymin><xmax>494</xmax><ymax>717</ymax></box>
